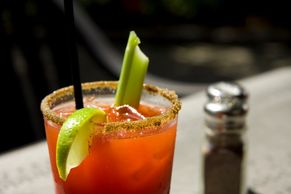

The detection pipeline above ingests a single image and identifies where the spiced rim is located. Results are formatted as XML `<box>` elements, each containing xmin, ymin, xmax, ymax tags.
<box><xmin>41</xmin><ymin>81</ymin><xmax>181</xmax><ymax>133</ymax></box>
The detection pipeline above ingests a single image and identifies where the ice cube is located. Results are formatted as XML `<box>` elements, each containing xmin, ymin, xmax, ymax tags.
<box><xmin>109</xmin><ymin>105</ymin><xmax>145</xmax><ymax>122</ymax></box>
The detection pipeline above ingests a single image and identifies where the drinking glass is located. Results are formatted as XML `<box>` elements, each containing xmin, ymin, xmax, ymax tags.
<box><xmin>40</xmin><ymin>81</ymin><xmax>181</xmax><ymax>194</ymax></box>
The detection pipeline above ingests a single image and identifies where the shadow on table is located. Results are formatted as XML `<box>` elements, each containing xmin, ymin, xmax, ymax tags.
<box><xmin>248</xmin><ymin>188</ymin><xmax>261</xmax><ymax>194</ymax></box>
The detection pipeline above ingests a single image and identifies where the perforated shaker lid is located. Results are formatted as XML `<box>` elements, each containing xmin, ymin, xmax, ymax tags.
<box><xmin>204</xmin><ymin>82</ymin><xmax>249</xmax><ymax>131</ymax></box>
<box><xmin>205</xmin><ymin>81</ymin><xmax>248</xmax><ymax>117</ymax></box>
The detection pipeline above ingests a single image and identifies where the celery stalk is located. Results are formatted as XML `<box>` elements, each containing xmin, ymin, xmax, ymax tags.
<box><xmin>115</xmin><ymin>31</ymin><xmax>149</xmax><ymax>108</ymax></box>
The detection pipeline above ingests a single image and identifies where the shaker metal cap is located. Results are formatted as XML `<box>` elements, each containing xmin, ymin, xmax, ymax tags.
<box><xmin>207</xmin><ymin>82</ymin><xmax>248</xmax><ymax>101</ymax></box>
<box><xmin>204</xmin><ymin>81</ymin><xmax>249</xmax><ymax>117</ymax></box>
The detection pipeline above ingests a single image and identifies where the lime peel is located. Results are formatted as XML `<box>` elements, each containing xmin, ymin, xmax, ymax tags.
<box><xmin>56</xmin><ymin>107</ymin><xmax>106</xmax><ymax>181</ymax></box>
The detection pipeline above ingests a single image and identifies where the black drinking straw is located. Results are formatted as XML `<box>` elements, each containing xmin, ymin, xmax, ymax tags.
<box><xmin>64</xmin><ymin>0</ymin><xmax>83</xmax><ymax>109</ymax></box>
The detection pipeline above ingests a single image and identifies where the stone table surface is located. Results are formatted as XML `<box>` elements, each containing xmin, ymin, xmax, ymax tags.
<box><xmin>0</xmin><ymin>67</ymin><xmax>290</xmax><ymax>194</ymax></box>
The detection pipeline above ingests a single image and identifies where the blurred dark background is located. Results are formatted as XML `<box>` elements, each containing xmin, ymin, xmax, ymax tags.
<box><xmin>1</xmin><ymin>0</ymin><xmax>291</xmax><ymax>153</ymax></box>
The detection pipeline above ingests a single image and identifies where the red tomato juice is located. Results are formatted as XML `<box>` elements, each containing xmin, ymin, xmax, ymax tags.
<box><xmin>44</xmin><ymin>100</ymin><xmax>178</xmax><ymax>194</ymax></box>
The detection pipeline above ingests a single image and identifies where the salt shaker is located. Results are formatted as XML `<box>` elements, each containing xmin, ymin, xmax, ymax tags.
<box><xmin>201</xmin><ymin>81</ymin><xmax>249</xmax><ymax>194</ymax></box>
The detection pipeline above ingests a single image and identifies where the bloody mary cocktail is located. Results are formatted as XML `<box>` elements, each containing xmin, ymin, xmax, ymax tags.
<box><xmin>41</xmin><ymin>81</ymin><xmax>181</xmax><ymax>194</ymax></box>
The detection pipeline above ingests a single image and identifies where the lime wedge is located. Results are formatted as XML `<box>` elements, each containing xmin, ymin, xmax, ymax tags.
<box><xmin>56</xmin><ymin>107</ymin><xmax>106</xmax><ymax>181</ymax></box>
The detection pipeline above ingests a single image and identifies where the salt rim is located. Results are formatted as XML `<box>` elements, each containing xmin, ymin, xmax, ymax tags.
<box><xmin>40</xmin><ymin>81</ymin><xmax>181</xmax><ymax>133</ymax></box>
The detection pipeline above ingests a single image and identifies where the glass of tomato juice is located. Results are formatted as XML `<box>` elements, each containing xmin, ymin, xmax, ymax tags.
<box><xmin>40</xmin><ymin>81</ymin><xmax>181</xmax><ymax>194</ymax></box>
